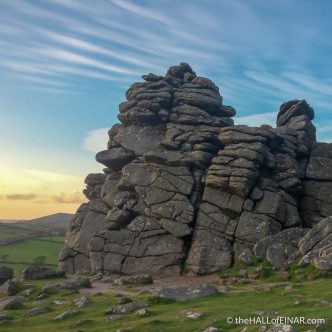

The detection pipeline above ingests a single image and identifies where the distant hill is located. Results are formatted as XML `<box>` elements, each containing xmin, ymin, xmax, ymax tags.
<box><xmin>19</xmin><ymin>212</ymin><xmax>72</xmax><ymax>229</ymax></box>
<box><xmin>0</xmin><ymin>213</ymin><xmax>72</xmax><ymax>246</ymax></box>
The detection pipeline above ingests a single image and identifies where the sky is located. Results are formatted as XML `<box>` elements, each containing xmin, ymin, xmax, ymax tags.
<box><xmin>0</xmin><ymin>0</ymin><xmax>332</xmax><ymax>219</ymax></box>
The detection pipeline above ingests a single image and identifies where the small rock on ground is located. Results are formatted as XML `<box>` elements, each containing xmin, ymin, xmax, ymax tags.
<box><xmin>23</xmin><ymin>288</ymin><xmax>35</xmax><ymax>296</ymax></box>
<box><xmin>107</xmin><ymin>315</ymin><xmax>123</xmax><ymax>321</ymax></box>
<box><xmin>41</xmin><ymin>284</ymin><xmax>60</xmax><ymax>295</ymax></box>
<box><xmin>106</xmin><ymin>302</ymin><xmax>147</xmax><ymax>315</ymax></box>
<box><xmin>0</xmin><ymin>279</ymin><xmax>18</xmax><ymax>296</ymax></box>
<box><xmin>27</xmin><ymin>306</ymin><xmax>51</xmax><ymax>316</ymax></box>
<box><xmin>74</xmin><ymin>296</ymin><xmax>90</xmax><ymax>308</ymax></box>
<box><xmin>59</xmin><ymin>278</ymin><xmax>91</xmax><ymax>290</ymax></box>
<box><xmin>156</xmin><ymin>283</ymin><xmax>218</xmax><ymax>301</ymax></box>
<box><xmin>53</xmin><ymin>309</ymin><xmax>79</xmax><ymax>321</ymax></box>
<box><xmin>114</xmin><ymin>274</ymin><xmax>153</xmax><ymax>286</ymax></box>
<box><xmin>53</xmin><ymin>300</ymin><xmax>70</xmax><ymax>305</ymax></box>
<box><xmin>136</xmin><ymin>308</ymin><xmax>148</xmax><ymax>316</ymax></box>
<box><xmin>254</xmin><ymin>311</ymin><xmax>281</xmax><ymax>316</ymax></box>
<box><xmin>202</xmin><ymin>327</ymin><xmax>219</xmax><ymax>332</ymax></box>
<box><xmin>0</xmin><ymin>296</ymin><xmax>24</xmax><ymax>310</ymax></box>
<box><xmin>260</xmin><ymin>324</ymin><xmax>297</xmax><ymax>332</ymax></box>
<box><xmin>21</xmin><ymin>266</ymin><xmax>64</xmax><ymax>280</ymax></box>
<box><xmin>181</xmin><ymin>310</ymin><xmax>203</xmax><ymax>319</ymax></box>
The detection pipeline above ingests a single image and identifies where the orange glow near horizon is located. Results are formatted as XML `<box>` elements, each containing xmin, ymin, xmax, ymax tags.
<box><xmin>0</xmin><ymin>200</ymin><xmax>81</xmax><ymax>220</ymax></box>
<box><xmin>0</xmin><ymin>167</ymin><xmax>86</xmax><ymax>220</ymax></box>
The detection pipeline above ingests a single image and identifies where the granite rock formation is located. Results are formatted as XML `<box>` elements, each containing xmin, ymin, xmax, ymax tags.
<box><xmin>59</xmin><ymin>63</ymin><xmax>332</xmax><ymax>276</ymax></box>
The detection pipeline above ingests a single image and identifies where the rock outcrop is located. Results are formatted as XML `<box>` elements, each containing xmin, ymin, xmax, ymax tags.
<box><xmin>0</xmin><ymin>267</ymin><xmax>13</xmax><ymax>286</ymax></box>
<box><xmin>59</xmin><ymin>63</ymin><xmax>332</xmax><ymax>276</ymax></box>
<box><xmin>298</xmin><ymin>216</ymin><xmax>332</xmax><ymax>269</ymax></box>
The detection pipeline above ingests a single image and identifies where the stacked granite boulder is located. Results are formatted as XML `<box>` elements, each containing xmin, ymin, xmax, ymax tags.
<box><xmin>300</xmin><ymin>143</ymin><xmax>332</xmax><ymax>227</ymax></box>
<box><xmin>186</xmin><ymin>101</ymin><xmax>317</xmax><ymax>273</ymax></box>
<box><xmin>59</xmin><ymin>63</ymin><xmax>235</xmax><ymax>275</ymax></box>
<box><xmin>298</xmin><ymin>216</ymin><xmax>332</xmax><ymax>270</ymax></box>
<box><xmin>59</xmin><ymin>63</ymin><xmax>332</xmax><ymax>275</ymax></box>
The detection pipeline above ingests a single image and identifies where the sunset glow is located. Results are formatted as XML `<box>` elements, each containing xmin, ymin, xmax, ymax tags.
<box><xmin>0</xmin><ymin>166</ymin><xmax>85</xmax><ymax>219</ymax></box>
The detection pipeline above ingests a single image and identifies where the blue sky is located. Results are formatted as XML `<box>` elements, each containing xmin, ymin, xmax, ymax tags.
<box><xmin>0</xmin><ymin>0</ymin><xmax>332</xmax><ymax>218</ymax></box>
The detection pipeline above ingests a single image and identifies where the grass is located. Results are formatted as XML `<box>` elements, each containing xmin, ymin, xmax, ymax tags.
<box><xmin>0</xmin><ymin>236</ymin><xmax>65</xmax><ymax>275</ymax></box>
<box><xmin>0</xmin><ymin>276</ymin><xmax>331</xmax><ymax>332</ymax></box>
<box><xmin>0</xmin><ymin>223</ymin><xmax>36</xmax><ymax>244</ymax></box>
<box><xmin>0</xmin><ymin>237</ymin><xmax>331</xmax><ymax>331</ymax></box>
<box><xmin>0</xmin><ymin>213</ymin><xmax>70</xmax><ymax>245</ymax></box>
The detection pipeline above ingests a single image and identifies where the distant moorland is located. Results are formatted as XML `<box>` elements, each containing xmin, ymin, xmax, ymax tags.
<box><xmin>0</xmin><ymin>213</ymin><xmax>71</xmax><ymax>274</ymax></box>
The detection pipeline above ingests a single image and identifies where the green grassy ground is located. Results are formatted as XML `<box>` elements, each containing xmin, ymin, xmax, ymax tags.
<box><xmin>0</xmin><ymin>213</ymin><xmax>70</xmax><ymax>245</ymax></box>
<box><xmin>0</xmin><ymin>223</ymin><xmax>36</xmax><ymax>244</ymax></box>
<box><xmin>0</xmin><ymin>237</ymin><xmax>330</xmax><ymax>331</ymax></box>
<box><xmin>0</xmin><ymin>236</ymin><xmax>64</xmax><ymax>275</ymax></box>
<box><xmin>1</xmin><ymin>277</ymin><xmax>331</xmax><ymax>332</ymax></box>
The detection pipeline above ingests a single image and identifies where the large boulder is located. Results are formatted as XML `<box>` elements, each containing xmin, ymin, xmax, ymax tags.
<box><xmin>306</xmin><ymin>143</ymin><xmax>332</xmax><ymax>180</ymax></box>
<box><xmin>0</xmin><ymin>280</ymin><xmax>18</xmax><ymax>296</ymax></box>
<box><xmin>21</xmin><ymin>266</ymin><xmax>64</xmax><ymax>280</ymax></box>
<box><xmin>0</xmin><ymin>297</ymin><xmax>24</xmax><ymax>311</ymax></box>
<box><xmin>58</xmin><ymin>63</ymin><xmax>330</xmax><ymax>277</ymax></box>
<box><xmin>0</xmin><ymin>267</ymin><xmax>13</xmax><ymax>286</ymax></box>
<box><xmin>254</xmin><ymin>228</ymin><xmax>309</xmax><ymax>268</ymax></box>
<box><xmin>298</xmin><ymin>216</ymin><xmax>332</xmax><ymax>269</ymax></box>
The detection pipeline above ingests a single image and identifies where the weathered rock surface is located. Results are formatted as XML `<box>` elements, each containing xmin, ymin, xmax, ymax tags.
<box><xmin>113</xmin><ymin>274</ymin><xmax>152</xmax><ymax>286</ymax></box>
<box><xmin>156</xmin><ymin>283</ymin><xmax>218</xmax><ymax>301</ymax></box>
<box><xmin>300</xmin><ymin>143</ymin><xmax>332</xmax><ymax>227</ymax></box>
<box><xmin>298</xmin><ymin>216</ymin><xmax>332</xmax><ymax>269</ymax></box>
<box><xmin>261</xmin><ymin>325</ymin><xmax>297</xmax><ymax>332</ymax></box>
<box><xmin>74</xmin><ymin>296</ymin><xmax>90</xmax><ymax>308</ymax></box>
<box><xmin>106</xmin><ymin>302</ymin><xmax>147</xmax><ymax>315</ymax></box>
<box><xmin>0</xmin><ymin>279</ymin><xmax>18</xmax><ymax>296</ymax></box>
<box><xmin>21</xmin><ymin>266</ymin><xmax>64</xmax><ymax>280</ymax></box>
<box><xmin>0</xmin><ymin>296</ymin><xmax>24</xmax><ymax>311</ymax></box>
<box><xmin>59</xmin><ymin>63</ymin><xmax>331</xmax><ymax>276</ymax></box>
<box><xmin>0</xmin><ymin>267</ymin><xmax>13</xmax><ymax>286</ymax></box>
<box><xmin>53</xmin><ymin>309</ymin><xmax>79</xmax><ymax>320</ymax></box>
<box><xmin>27</xmin><ymin>306</ymin><xmax>51</xmax><ymax>316</ymax></box>
<box><xmin>254</xmin><ymin>228</ymin><xmax>309</xmax><ymax>268</ymax></box>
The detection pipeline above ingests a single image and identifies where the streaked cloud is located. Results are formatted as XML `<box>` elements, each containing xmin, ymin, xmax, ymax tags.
<box><xmin>83</xmin><ymin>128</ymin><xmax>109</xmax><ymax>153</ymax></box>
<box><xmin>6</xmin><ymin>193</ymin><xmax>37</xmax><ymax>201</ymax></box>
<box><xmin>235</xmin><ymin>112</ymin><xmax>278</xmax><ymax>128</ymax></box>
<box><xmin>24</xmin><ymin>169</ymin><xmax>83</xmax><ymax>184</ymax></box>
<box><xmin>109</xmin><ymin>0</ymin><xmax>173</xmax><ymax>25</ymax></box>
<box><xmin>52</xmin><ymin>191</ymin><xmax>85</xmax><ymax>204</ymax></box>
<box><xmin>2</xmin><ymin>192</ymin><xmax>84</xmax><ymax>204</ymax></box>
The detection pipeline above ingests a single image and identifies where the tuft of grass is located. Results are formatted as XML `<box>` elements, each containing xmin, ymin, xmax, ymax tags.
<box><xmin>289</xmin><ymin>262</ymin><xmax>332</xmax><ymax>282</ymax></box>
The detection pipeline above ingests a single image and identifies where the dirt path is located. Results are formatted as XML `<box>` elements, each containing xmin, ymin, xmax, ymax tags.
<box><xmin>80</xmin><ymin>274</ymin><xmax>221</xmax><ymax>297</ymax></box>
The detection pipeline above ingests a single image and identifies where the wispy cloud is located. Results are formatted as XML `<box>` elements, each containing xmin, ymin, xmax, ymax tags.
<box><xmin>83</xmin><ymin>128</ymin><xmax>109</xmax><ymax>153</ymax></box>
<box><xmin>42</xmin><ymin>30</ymin><xmax>155</xmax><ymax>68</ymax></box>
<box><xmin>38</xmin><ymin>48</ymin><xmax>136</xmax><ymax>75</ymax></box>
<box><xmin>2</xmin><ymin>191</ymin><xmax>84</xmax><ymax>204</ymax></box>
<box><xmin>235</xmin><ymin>112</ymin><xmax>278</xmax><ymax>128</ymax></box>
<box><xmin>109</xmin><ymin>0</ymin><xmax>173</xmax><ymax>25</ymax></box>
<box><xmin>52</xmin><ymin>191</ymin><xmax>85</xmax><ymax>204</ymax></box>
<box><xmin>6</xmin><ymin>193</ymin><xmax>37</xmax><ymax>201</ymax></box>
<box><xmin>0</xmin><ymin>0</ymin><xmax>331</xmax><ymax>141</ymax></box>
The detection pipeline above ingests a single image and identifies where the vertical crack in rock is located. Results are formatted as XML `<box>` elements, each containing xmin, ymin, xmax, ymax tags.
<box><xmin>59</xmin><ymin>64</ymin><xmax>332</xmax><ymax>276</ymax></box>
